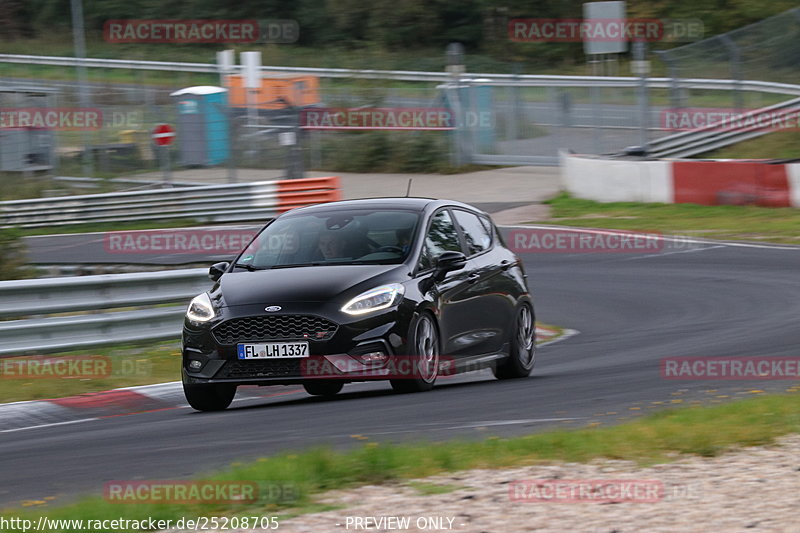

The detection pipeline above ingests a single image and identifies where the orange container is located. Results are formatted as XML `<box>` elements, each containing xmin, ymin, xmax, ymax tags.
<box><xmin>225</xmin><ymin>73</ymin><xmax>320</xmax><ymax>109</ymax></box>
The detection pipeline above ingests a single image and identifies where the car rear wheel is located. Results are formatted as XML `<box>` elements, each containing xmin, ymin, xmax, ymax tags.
<box><xmin>391</xmin><ymin>313</ymin><xmax>439</xmax><ymax>393</ymax></box>
<box><xmin>303</xmin><ymin>380</ymin><xmax>344</xmax><ymax>396</ymax></box>
<box><xmin>493</xmin><ymin>302</ymin><xmax>536</xmax><ymax>380</ymax></box>
<box><xmin>183</xmin><ymin>380</ymin><xmax>237</xmax><ymax>411</ymax></box>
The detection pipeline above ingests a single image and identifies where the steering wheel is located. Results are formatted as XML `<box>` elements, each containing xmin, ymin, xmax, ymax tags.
<box><xmin>375</xmin><ymin>245</ymin><xmax>404</xmax><ymax>254</ymax></box>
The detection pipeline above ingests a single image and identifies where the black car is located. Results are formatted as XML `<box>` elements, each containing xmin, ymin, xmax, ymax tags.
<box><xmin>181</xmin><ymin>198</ymin><xmax>535</xmax><ymax>411</ymax></box>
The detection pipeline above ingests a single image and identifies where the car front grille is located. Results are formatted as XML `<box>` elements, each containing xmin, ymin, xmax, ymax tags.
<box><xmin>216</xmin><ymin>359</ymin><xmax>302</xmax><ymax>379</ymax></box>
<box><xmin>212</xmin><ymin>315</ymin><xmax>338</xmax><ymax>344</ymax></box>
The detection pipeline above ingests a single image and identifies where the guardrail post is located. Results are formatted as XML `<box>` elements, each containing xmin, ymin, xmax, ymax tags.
<box><xmin>654</xmin><ymin>51</ymin><xmax>683</xmax><ymax>112</ymax></box>
<box><xmin>720</xmin><ymin>35</ymin><xmax>744</xmax><ymax>112</ymax></box>
<box><xmin>70</xmin><ymin>0</ymin><xmax>94</xmax><ymax>178</ymax></box>
<box><xmin>633</xmin><ymin>42</ymin><xmax>651</xmax><ymax>149</ymax></box>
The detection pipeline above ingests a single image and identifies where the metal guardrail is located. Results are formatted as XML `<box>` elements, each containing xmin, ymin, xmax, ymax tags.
<box><xmin>0</xmin><ymin>176</ymin><xmax>340</xmax><ymax>228</ymax></box>
<box><xmin>646</xmin><ymin>96</ymin><xmax>800</xmax><ymax>158</ymax></box>
<box><xmin>53</xmin><ymin>176</ymin><xmax>201</xmax><ymax>190</ymax></box>
<box><xmin>0</xmin><ymin>268</ymin><xmax>209</xmax><ymax>318</ymax></box>
<box><xmin>0</xmin><ymin>306</ymin><xmax>187</xmax><ymax>356</ymax></box>
<box><xmin>4</xmin><ymin>54</ymin><xmax>800</xmax><ymax>95</ymax></box>
<box><xmin>0</xmin><ymin>268</ymin><xmax>210</xmax><ymax>355</ymax></box>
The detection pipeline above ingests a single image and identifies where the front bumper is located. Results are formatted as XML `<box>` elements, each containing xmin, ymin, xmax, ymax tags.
<box><xmin>182</xmin><ymin>302</ymin><xmax>413</xmax><ymax>386</ymax></box>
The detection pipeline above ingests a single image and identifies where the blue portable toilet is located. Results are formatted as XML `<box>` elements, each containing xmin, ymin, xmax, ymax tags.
<box><xmin>170</xmin><ymin>86</ymin><xmax>230</xmax><ymax>166</ymax></box>
<box><xmin>436</xmin><ymin>79</ymin><xmax>495</xmax><ymax>152</ymax></box>
<box><xmin>463</xmin><ymin>79</ymin><xmax>494</xmax><ymax>151</ymax></box>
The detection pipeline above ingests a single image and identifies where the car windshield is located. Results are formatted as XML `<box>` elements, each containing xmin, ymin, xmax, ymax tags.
<box><xmin>234</xmin><ymin>209</ymin><xmax>420</xmax><ymax>269</ymax></box>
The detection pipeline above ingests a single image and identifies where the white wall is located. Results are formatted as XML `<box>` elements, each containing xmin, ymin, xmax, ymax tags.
<box><xmin>785</xmin><ymin>163</ymin><xmax>800</xmax><ymax>208</ymax></box>
<box><xmin>560</xmin><ymin>153</ymin><xmax>673</xmax><ymax>203</ymax></box>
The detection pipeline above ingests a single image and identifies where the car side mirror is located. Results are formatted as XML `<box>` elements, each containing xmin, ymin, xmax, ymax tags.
<box><xmin>434</xmin><ymin>251</ymin><xmax>466</xmax><ymax>279</ymax></box>
<box><xmin>209</xmin><ymin>262</ymin><xmax>230</xmax><ymax>282</ymax></box>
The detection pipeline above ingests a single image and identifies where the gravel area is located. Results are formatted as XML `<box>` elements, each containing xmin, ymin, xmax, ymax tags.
<box><xmin>225</xmin><ymin>435</ymin><xmax>800</xmax><ymax>533</ymax></box>
<box><xmin>167</xmin><ymin>434</ymin><xmax>800</xmax><ymax>533</ymax></box>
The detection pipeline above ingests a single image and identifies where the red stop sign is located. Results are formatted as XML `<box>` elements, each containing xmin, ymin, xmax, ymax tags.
<box><xmin>152</xmin><ymin>123</ymin><xmax>175</xmax><ymax>146</ymax></box>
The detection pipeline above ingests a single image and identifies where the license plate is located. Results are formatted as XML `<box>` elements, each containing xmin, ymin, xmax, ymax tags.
<box><xmin>237</xmin><ymin>342</ymin><xmax>309</xmax><ymax>359</ymax></box>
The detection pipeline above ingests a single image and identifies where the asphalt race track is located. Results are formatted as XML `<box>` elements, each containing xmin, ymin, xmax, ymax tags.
<box><xmin>2</xmin><ymin>234</ymin><xmax>800</xmax><ymax>507</ymax></box>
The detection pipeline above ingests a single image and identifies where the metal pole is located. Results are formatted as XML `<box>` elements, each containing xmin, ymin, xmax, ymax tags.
<box><xmin>633</xmin><ymin>42</ymin><xmax>650</xmax><ymax>149</ymax></box>
<box><xmin>510</xmin><ymin>63</ymin><xmax>521</xmax><ymax>140</ymax></box>
<box><xmin>291</xmin><ymin>107</ymin><xmax>304</xmax><ymax>179</ymax></box>
<box><xmin>159</xmin><ymin>145</ymin><xmax>172</xmax><ymax>187</ymax></box>
<box><xmin>655</xmin><ymin>50</ymin><xmax>682</xmax><ymax>110</ymax></box>
<box><xmin>591</xmin><ymin>85</ymin><xmax>601</xmax><ymax>154</ymax></box>
<box><xmin>446</xmin><ymin>43</ymin><xmax>466</xmax><ymax>166</ymax></box>
<box><xmin>720</xmin><ymin>35</ymin><xmax>744</xmax><ymax>111</ymax></box>
<box><xmin>70</xmin><ymin>0</ymin><xmax>94</xmax><ymax>177</ymax></box>
<box><xmin>226</xmin><ymin>106</ymin><xmax>237</xmax><ymax>183</ymax></box>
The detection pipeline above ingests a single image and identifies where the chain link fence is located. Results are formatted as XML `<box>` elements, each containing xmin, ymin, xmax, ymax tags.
<box><xmin>2</xmin><ymin>28</ymin><xmax>800</xmax><ymax>181</ymax></box>
<box><xmin>656</xmin><ymin>7</ymin><xmax>800</xmax><ymax>111</ymax></box>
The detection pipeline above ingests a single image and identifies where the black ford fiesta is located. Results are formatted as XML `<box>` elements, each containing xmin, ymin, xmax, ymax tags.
<box><xmin>182</xmin><ymin>198</ymin><xmax>535</xmax><ymax>411</ymax></box>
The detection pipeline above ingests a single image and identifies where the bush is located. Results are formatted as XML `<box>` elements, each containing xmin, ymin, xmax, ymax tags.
<box><xmin>315</xmin><ymin>131</ymin><xmax>449</xmax><ymax>173</ymax></box>
<box><xmin>0</xmin><ymin>228</ymin><xmax>31</xmax><ymax>280</ymax></box>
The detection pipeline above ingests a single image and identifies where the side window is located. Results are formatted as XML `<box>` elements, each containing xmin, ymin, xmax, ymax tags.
<box><xmin>453</xmin><ymin>210</ymin><xmax>492</xmax><ymax>256</ymax></box>
<box><xmin>419</xmin><ymin>210</ymin><xmax>462</xmax><ymax>270</ymax></box>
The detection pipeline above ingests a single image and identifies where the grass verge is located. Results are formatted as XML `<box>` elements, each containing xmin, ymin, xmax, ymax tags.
<box><xmin>3</xmin><ymin>391</ymin><xmax>799</xmax><ymax>530</ymax></box>
<box><xmin>705</xmin><ymin>129</ymin><xmax>800</xmax><ymax>160</ymax></box>
<box><xmin>0</xmin><ymin>341</ymin><xmax>181</xmax><ymax>403</ymax></box>
<box><xmin>542</xmin><ymin>193</ymin><xmax>800</xmax><ymax>244</ymax></box>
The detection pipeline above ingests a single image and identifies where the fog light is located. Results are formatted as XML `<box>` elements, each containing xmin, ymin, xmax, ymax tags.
<box><xmin>189</xmin><ymin>360</ymin><xmax>203</xmax><ymax>370</ymax></box>
<box><xmin>356</xmin><ymin>351</ymin><xmax>388</xmax><ymax>364</ymax></box>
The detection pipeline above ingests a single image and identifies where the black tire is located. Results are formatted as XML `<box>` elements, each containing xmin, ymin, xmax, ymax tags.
<box><xmin>493</xmin><ymin>302</ymin><xmax>536</xmax><ymax>380</ymax></box>
<box><xmin>391</xmin><ymin>312</ymin><xmax>439</xmax><ymax>393</ymax></box>
<box><xmin>183</xmin><ymin>381</ymin><xmax>237</xmax><ymax>412</ymax></box>
<box><xmin>303</xmin><ymin>380</ymin><xmax>344</xmax><ymax>396</ymax></box>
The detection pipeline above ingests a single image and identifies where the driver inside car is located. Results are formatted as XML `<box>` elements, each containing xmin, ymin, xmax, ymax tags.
<box><xmin>317</xmin><ymin>231</ymin><xmax>348</xmax><ymax>260</ymax></box>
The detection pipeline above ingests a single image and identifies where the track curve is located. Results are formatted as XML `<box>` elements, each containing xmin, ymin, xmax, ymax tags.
<box><xmin>2</xmin><ymin>235</ymin><xmax>799</xmax><ymax>507</ymax></box>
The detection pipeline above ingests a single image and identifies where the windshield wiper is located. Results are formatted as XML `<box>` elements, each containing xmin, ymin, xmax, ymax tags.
<box><xmin>233</xmin><ymin>263</ymin><xmax>265</xmax><ymax>271</ymax></box>
<box><xmin>268</xmin><ymin>262</ymin><xmax>324</xmax><ymax>269</ymax></box>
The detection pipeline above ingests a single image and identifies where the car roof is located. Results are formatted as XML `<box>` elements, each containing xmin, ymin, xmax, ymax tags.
<box><xmin>284</xmin><ymin>197</ymin><xmax>487</xmax><ymax>216</ymax></box>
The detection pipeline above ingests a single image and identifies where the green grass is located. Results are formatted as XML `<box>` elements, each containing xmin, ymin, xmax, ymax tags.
<box><xmin>705</xmin><ymin>129</ymin><xmax>800</xmax><ymax>160</ymax></box>
<box><xmin>4</xmin><ymin>391</ymin><xmax>799</xmax><ymax>530</ymax></box>
<box><xmin>543</xmin><ymin>193</ymin><xmax>800</xmax><ymax>244</ymax></box>
<box><xmin>0</xmin><ymin>341</ymin><xmax>181</xmax><ymax>403</ymax></box>
<box><xmin>0</xmin><ymin>175</ymin><xmax>60</xmax><ymax>202</ymax></box>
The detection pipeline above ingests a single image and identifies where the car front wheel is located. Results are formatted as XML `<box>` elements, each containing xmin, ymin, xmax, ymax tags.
<box><xmin>303</xmin><ymin>380</ymin><xmax>344</xmax><ymax>396</ymax></box>
<box><xmin>391</xmin><ymin>312</ymin><xmax>440</xmax><ymax>393</ymax></box>
<box><xmin>183</xmin><ymin>379</ymin><xmax>237</xmax><ymax>411</ymax></box>
<box><xmin>494</xmin><ymin>302</ymin><xmax>536</xmax><ymax>379</ymax></box>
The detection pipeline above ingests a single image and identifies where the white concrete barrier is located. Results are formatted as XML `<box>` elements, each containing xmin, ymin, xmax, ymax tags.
<box><xmin>560</xmin><ymin>152</ymin><xmax>673</xmax><ymax>203</ymax></box>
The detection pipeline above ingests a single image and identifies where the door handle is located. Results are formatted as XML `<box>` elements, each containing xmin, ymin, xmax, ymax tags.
<box><xmin>468</xmin><ymin>273</ymin><xmax>481</xmax><ymax>284</ymax></box>
<box><xmin>500</xmin><ymin>260</ymin><xmax>512</xmax><ymax>271</ymax></box>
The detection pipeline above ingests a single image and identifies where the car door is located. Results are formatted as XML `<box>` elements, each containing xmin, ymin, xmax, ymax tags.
<box><xmin>451</xmin><ymin>209</ymin><xmax>513</xmax><ymax>355</ymax></box>
<box><xmin>417</xmin><ymin>209</ymin><xmax>475</xmax><ymax>358</ymax></box>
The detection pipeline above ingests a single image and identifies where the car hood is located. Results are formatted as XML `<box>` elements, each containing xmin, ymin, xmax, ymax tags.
<box><xmin>214</xmin><ymin>264</ymin><xmax>403</xmax><ymax>306</ymax></box>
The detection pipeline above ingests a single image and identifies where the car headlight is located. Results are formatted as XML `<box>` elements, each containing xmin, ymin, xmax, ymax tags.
<box><xmin>186</xmin><ymin>292</ymin><xmax>216</xmax><ymax>324</ymax></box>
<box><xmin>341</xmin><ymin>283</ymin><xmax>405</xmax><ymax>316</ymax></box>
